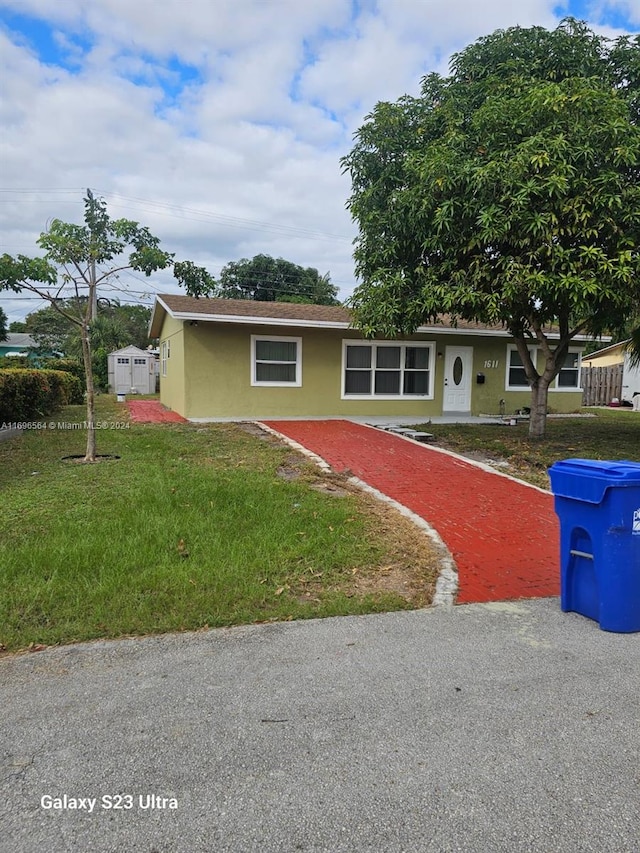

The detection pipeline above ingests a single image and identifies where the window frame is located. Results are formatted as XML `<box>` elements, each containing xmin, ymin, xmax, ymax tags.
<box><xmin>341</xmin><ymin>340</ymin><xmax>435</xmax><ymax>400</ymax></box>
<box><xmin>505</xmin><ymin>344</ymin><xmax>537</xmax><ymax>391</ymax></box>
<box><xmin>505</xmin><ymin>344</ymin><xmax>583</xmax><ymax>392</ymax></box>
<box><xmin>550</xmin><ymin>348</ymin><xmax>582</xmax><ymax>391</ymax></box>
<box><xmin>251</xmin><ymin>335</ymin><xmax>302</xmax><ymax>387</ymax></box>
<box><xmin>161</xmin><ymin>341</ymin><xmax>169</xmax><ymax>377</ymax></box>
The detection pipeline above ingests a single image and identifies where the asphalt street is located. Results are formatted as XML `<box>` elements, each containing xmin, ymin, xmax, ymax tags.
<box><xmin>2</xmin><ymin>599</ymin><xmax>639</xmax><ymax>853</ymax></box>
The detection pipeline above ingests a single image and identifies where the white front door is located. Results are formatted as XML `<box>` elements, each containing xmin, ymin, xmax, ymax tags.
<box><xmin>443</xmin><ymin>346</ymin><xmax>473</xmax><ymax>412</ymax></box>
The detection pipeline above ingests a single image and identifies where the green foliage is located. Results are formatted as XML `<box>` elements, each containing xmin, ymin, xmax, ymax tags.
<box><xmin>173</xmin><ymin>260</ymin><xmax>217</xmax><ymax>298</ymax></box>
<box><xmin>0</xmin><ymin>356</ymin><xmax>84</xmax><ymax>391</ymax></box>
<box><xmin>92</xmin><ymin>347</ymin><xmax>109</xmax><ymax>392</ymax></box>
<box><xmin>0</xmin><ymin>369</ymin><xmax>83</xmax><ymax>422</ymax></box>
<box><xmin>26</xmin><ymin>300</ymin><xmax>152</xmax><ymax>358</ymax></box>
<box><xmin>0</xmin><ymin>355</ymin><xmax>31</xmax><ymax>369</ymax></box>
<box><xmin>342</xmin><ymin>18</ymin><xmax>640</xmax><ymax>436</ymax></box>
<box><xmin>414</xmin><ymin>408</ymin><xmax>640</xmax><ymax>490</ymax></box>
<box><xmin>38</xmin><ymin>357</ymin><xmax>85</xmax><ymax>387</ymax></box>
<box><xmin>216</xmin><ymin>254</ymin><xmax>340</xmax><ymax>304</ymax></box>
<box><xmin>629</xmin><ymin>325</ymin><xmax>640</xmax><ymax>367</ymax></box>
<box><xmin>0</xmin><ymin>191</ymin><xmax>215</xmax><ymax>458</ymax></box>
<box><xmin>0</xmin><ymin>306</ymin><xmax>7</xmax><ymax>341</ymax></box>
<box><xmin>25</xmin><ymin>303</ymin><xmax>73</xmax><ymax>353</ymax></box>
<box><xmin>8</xmin><ymin>321</ymin><xmax>27</xmax><ymax>333</ymax></box>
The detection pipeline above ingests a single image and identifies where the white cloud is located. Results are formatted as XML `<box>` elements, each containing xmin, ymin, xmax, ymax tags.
<box><xmin>0</xmin><ymin>0</ymin><xmax>637</xmax><ymax>324</ymax></box>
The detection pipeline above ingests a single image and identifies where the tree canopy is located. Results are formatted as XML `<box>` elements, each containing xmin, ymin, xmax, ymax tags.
<box><xmin>341</xmin><ymin>18</ymin><xmax>640</xmax><ymax>436</ymax></box>
<box><xmin>0</xmin><ymin>306</ymin><xmax>7</xmax><ymax>342</ymax></box>
<box><xmin>25</xmin><ymin>299</ymin><xmax>153</xmax><ymax>355</ymax></box>
<box><xmin>216</xmin><ymin>254</ymin><xmax>339</xmax><ymax>305</ymax></box>
<box><xmin>0</xmin><ymin>191</ymin><xmax>215</xmax><ymax>460</ymax></box>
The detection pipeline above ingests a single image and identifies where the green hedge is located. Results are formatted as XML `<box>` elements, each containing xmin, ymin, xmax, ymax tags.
<box><xmin>0</xmin><ymin>369</ymin><xmax>84</xmax><ymax>423</ymax></box>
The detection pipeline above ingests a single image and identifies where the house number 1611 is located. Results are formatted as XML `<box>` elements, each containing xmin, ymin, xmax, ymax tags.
<box><xmin>484</xmin><ymin>359</ymin><xmax>499</xmax><ymax>368</ymax></box>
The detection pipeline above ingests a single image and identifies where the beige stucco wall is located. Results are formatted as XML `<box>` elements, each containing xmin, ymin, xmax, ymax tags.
<box><xmin>157</xmin><ymin>317</ymin><xmax>585</xmax><ymax>420</ymax></box>
<box><xmin>158</xmin><ymin>315</ymin><xmax>186</xmax><ymax>416</ymax></box>
<box><xmin>581</xmin><ymin>348</ymin><xmax>625</xmax><ymax>368</ymax></box>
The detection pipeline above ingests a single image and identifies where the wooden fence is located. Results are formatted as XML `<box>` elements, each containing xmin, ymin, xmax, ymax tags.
<box><xmin>581</xmin><ymin>364</ymin><xmax>623</xmax><ymax>407</ymax></box>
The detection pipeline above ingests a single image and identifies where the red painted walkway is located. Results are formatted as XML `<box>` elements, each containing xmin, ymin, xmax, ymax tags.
<box><xmin>263</xmin><ymin>420</ymin><xmax>560</xmax><ymax>604</ymax></box>
<box><xmin>127</xmin><ymin>400</ymin><xmax>187</xmax><ymax>424</ymax></box>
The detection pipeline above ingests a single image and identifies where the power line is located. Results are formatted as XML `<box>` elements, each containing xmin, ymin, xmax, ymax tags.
<box><xmin>0</xmin><ymin>187</ymin><xmax>354</xmax><ymax>243</ymax></box>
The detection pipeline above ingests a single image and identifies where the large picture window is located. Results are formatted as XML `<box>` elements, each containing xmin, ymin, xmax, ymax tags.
<box><xmin>251</xmin><ymin>336</ymin><xmax>302</xmax><ymax>387</ymax></box>
<box><xmin>342</xmin><ymin>342</ymin><xmax>433</xmax><ymax>398</ymax></box>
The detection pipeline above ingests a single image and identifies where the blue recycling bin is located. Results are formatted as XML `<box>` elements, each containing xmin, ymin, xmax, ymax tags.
<box><xmin>548</xmin><ymin>459</ymin><xmax>640</xmax><ymax>633</ymax></box>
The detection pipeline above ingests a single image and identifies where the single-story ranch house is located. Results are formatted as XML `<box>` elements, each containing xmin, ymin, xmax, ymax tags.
<box><xmin>149</xmin><ymin>295</ymin><xmax>590</xmax><ymax>421</ymax></box>
<box><xmin>0</xmin><ymin>333</ymin><xmax>38</xmax><ymax>359</ymax></box>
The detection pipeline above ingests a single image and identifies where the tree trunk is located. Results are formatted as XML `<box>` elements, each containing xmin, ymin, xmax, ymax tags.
<box><xmin>80</xmin><ymin>322</ymin><xmax>97</xmax><ymax>462</ymax></box>
<box><xmin>529</xmin><ymin>378</ymin><xmax>550</xmax><ymax>439</ymax></box>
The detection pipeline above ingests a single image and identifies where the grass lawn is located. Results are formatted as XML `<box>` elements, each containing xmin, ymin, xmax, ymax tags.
<box><xmin>414</xmin><ymin>408</ymin><xmax>640</xmax><ymax>490</ymax></box>
<box><xmin>0</xmin><ymin>398</ymin><xmax>440</xmax><ymax>653</ymax></box>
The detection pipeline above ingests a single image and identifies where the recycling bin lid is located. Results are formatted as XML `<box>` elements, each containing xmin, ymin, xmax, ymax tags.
<box><xmin>548</xmin><ymin>458</ymin><xmax>640</xmax><ymax>504</ymax></box>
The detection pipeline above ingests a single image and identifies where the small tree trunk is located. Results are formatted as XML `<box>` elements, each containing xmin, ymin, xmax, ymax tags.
<box><xmin>529</xmin><ymin>378</ymin><xmax>550</xmax><ymax>439</ymax></box>
<box><xmin>80</xmin><ymin>322</ymin><xmax>97</xmax><ymax>462</ymax></box>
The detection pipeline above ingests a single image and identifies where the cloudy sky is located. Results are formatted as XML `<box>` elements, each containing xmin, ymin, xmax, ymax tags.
<box><xmin>1</xmin><ymin>0</ymin><xmax>638</xmax><ymax>323</ymax></box>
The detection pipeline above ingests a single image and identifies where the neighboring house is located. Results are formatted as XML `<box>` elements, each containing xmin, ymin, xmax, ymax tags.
<box><xmin>107</xmin><ymin>346</ymin><xmax>158</xmax><ymax>395</ymax></box>
<box><xmin>149</xmin><ymin>295</ymin><xmax>593</xmax><ymax>422</ymax></box>
<box><xmin>0</xmin><ymin>333</ymin><xmax>38</xmax><ymax>359</ymax></box>
<box><xmin>582</xmin><ymin>340</ymin><xmax>640</xmax><ymax>404</ymax></box>
<box><xmin>581</xmin><ymin>341</ymin><xmax>628</xmax><ymax>368</ymax></box>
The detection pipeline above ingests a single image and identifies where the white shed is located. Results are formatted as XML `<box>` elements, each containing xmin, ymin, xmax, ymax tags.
<box><xmin>108</xmin><ymin>346</ymin><xmax>157</xmax><ymax>395</ymax></box>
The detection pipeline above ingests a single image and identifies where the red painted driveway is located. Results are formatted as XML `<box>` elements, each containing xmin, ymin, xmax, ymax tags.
<box><xmin>263</xmin><ymin>420</ymin><xmax>560</xmax><ymax>604</ymax></box>
<box><xmin>127</xmin><ymin>400</ymin><xmax>187</xmax><ymax>424</ymax></box>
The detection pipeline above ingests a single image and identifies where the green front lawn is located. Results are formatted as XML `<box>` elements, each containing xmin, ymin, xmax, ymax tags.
<box><xmin>0</xmin><ymin>398</ymin><xmax>439</xmax><ymax>653</ymax></box>
<box><xmin>416</xmin><ymin>408</ymin><xmax>640</xmax><ymax>489</ymax></box>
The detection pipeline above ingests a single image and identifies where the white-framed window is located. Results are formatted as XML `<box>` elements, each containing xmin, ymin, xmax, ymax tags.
<box><xmin>505</xmin><ymin>345</ymin><xmax>583</xmax><ymax>391</ymax></box>
<box><xmin>505</xmin><ymin>345</ymin><xmax>536</xmax><ymax>390</ymax></box>
<box><xmin>341</xmin><ymin>341</ymin><xmax>434</xmax><ymax>398</ymax></box>
<box><xmin>251</xmin><ymin>335</ymin><xmax>302</xmax><ymax>387</ymax></box>
<box><xmin>551</xmin><ymin>349</ymin><xmax>582</xmax><ymax>391</ymax></box>
<box><xmin>161</xmin><ymin>341</ymin><xmax>169</xmax><ymax>377</ymax></box>
<box><xmin>117</xmin><ymin>357</ymin><xmax>129</xmax><ymax>365</ymax></box>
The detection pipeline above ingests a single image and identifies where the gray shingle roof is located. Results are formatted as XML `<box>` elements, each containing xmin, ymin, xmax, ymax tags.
<box><xmin>151</xmin><ymin>294</ymin><xmax>509</xmax><ymax>334</ymax></box>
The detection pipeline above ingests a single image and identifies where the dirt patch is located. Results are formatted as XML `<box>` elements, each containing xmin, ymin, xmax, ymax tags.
<box><xmin>276</xmin><ymin>454</ymin><xmax>309</xmax><ymax>481</ymax></box>
<box><xmin>309</xmin><ymin>482</ymin><xmax>350</xmax><ymax>497</ymax></box>
<box><xmin>346</xmin><ymin>488</ymin><xmax>441</xmax><ymax>606</ymax></box>
<box><xmin>289</xmin><ymin>469</ymin><xmax>442</xmax><ymax>607</ymax></box>
<box><xmin>237</xmin><ymin>422</ymin><xmax>282</xmax><ymax>442</ymax></box>
<box><xmin>453</xmin><ymin>449</ymin><xmax>511</xmax><ymax>470</ymax></box>
<box><xmin>62</xmin><ymin>454</ymin><xmax>121</xmax><ymax>463</ymax></box>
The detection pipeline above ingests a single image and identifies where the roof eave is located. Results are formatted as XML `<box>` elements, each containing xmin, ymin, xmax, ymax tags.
<box><xmin>149</xmin><ymin>296</ymin><xmax>171</xmax><ymax>338</ymax></box>
<box><xmin>153</xmin><ymin>298</ymin><xmax>607</xmax><ymax>342</ymax></box>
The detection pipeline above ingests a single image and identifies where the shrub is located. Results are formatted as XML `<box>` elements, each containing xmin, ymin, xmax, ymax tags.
<box><xmin>0</xmin><ymin>369</ymin><xmax>83</xmax><ymax>422</ymax></box>
<box><xmin>38</xmin><ymin>357</ymin><xmax>85</xmax><ymax>384</ymax></box>
<box><xmin>0</xmin><ymin>355</ymin><xmax>32</xmax><ymax>370</ymax></box>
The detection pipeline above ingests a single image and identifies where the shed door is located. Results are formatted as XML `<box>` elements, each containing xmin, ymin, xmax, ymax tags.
<box><xmin>115</xmin><ymin>357</ymin><xmax>131</xmax><ymax>394</ymax></box>
<box><xmin>443</xmin><ymin>346</ymin><xmax>473</xmax><ymax>412</ymax></box>
<box><xmin>132</xmin><ymin>357</ymin><xmax>149</xmax><ymax>392</ymax></box>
